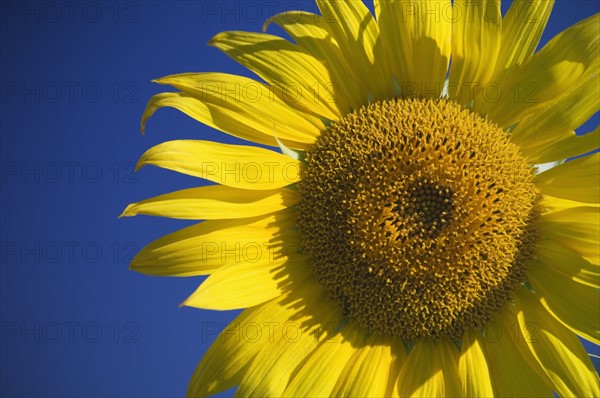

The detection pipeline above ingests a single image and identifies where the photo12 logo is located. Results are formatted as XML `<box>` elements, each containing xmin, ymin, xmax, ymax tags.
<box><xmin>200</xmin><ymin>1</ymin><xmax>305</xmax><ymax>24</ymax></box>
<box><xmin>1</xmin><ymin>321</ymin><xmax>140</xmax><ymax>344</ymax></box>
<box><xmin>0</xmin><ymin>1</ymin><xmax>140</xmax><ymax>24</ymax></box>
<box><xmin>0</xmin><ymin>162</ymin><xmax>138</xmax><ymax>184</ymax></box>
<box><xmin>0</xmin><ymin>81</ymin><xmax>139</xmax><ymax>104</ymax></box>
<box><xmin>0</xmin><ymin>241</ymin><xmax>140</xmax><ymax>265</ymax></box>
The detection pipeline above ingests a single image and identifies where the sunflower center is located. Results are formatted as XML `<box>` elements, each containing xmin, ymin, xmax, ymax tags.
<box><xmin>297</xmin><ymin>98</ymin><xmax>540</xmax><ymax>340</ymax></box>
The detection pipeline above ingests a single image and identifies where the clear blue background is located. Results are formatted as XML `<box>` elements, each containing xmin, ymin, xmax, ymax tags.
<box><xmin>1</xmin><ymin>1</ymin><xmax>598</xmax><ymax>397</ymax></box>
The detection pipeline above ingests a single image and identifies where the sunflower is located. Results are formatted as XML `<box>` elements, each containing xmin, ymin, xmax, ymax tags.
<box><xmin>123</xmin><ymin>0</ymin><xmax>600</xmax><ymax>396</ymax></box>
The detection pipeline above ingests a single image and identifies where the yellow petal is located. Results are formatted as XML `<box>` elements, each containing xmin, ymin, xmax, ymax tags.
<box><xmin>536</xmin><ymin>239</ymin><xmax>599</xmax><ymax>288</ymax></box>
<box><xmin>187</xmin><ymin>280</ymin><xmax>329</xmax><ymax>397</ymax></box>
<box><xmin>514</xmin><ymin>287</ymin><xmax>600</xmax><ymax>397</ymax></box>
<box><xmin>542</xmin><ymin>195</ymin><xmax>599</xmax><ymax>214</ymax></box>
<box><xmin>437</xmin><ymin>340</ymin><xmax>461</xmax><ymax>397</ymax></box>
<box><xmin>537</xmin><ymin>153</ymin><xmax>599</xmax><ymax>203</ymax></box>
<box><xmin>540</xmin><ymin>205</ymin><xmax>600</xmax><ymax>264</ymax></box>
<box><xmin>491</xmin><ymin>0</ymin><xmax>554</xmax><ymax>82</ymax></box>
<box><xmin>183</xmin><ymin>250</ymin><xmax>311</xmax><ymax>310</ymax></box>
<box><xmin>481</xmin><ymin>13</ymin><xmax>600</xmax><ymax>127</ymax></box>
<box><xmin>331</xmin><ymin>334</ymin><xmax>394</xmax><ymax>398</ymax></box>
<box><xmin>315</xmin><ymin>0</ymin><xmax>391</xmax><ymax>101</ymax></box>
<box><xmin>263</xmin><ymin>10</ymin><xmax>363</xmax><ymax>110</ymax></box>
<box><xmin>397</xmin><ymin>340</ymin><xmax>444</xmax><ymax>397</ymax></box>
<box><xmin>141</xmin><ymin>91</ymin><xmax>313</xmax><ymax>151</ymax></box>
<box><xmin>449</xmin><ymin>0</ymin><xmax>502</xmax><ymax>105</ymax></box>
<box><xmin>510</xmin><ymin>73</ymin><xmax>599</xmax><ymax>157</ymax></box>
<box><xmin>131</xmin><ymin>214</ymin><xmax>294</xmax><ymax>276</ymax></box>
<box><xmin>283</xmin><ymin>323</ymin><xmax>365</xmax><ymax>397</ymax></box>
<box><xmin>156</xmin><ymin>73</ymin><xmax>326</xmax><ymax>133</ymax></box>
<box><xmin>484</xmin><ymin>309</ymin><xmax>554</xmax><ymax>397</ymax></box>
<box><xmin>186</xmin><ymin>305</ymin><xmax>264</xmax><ymax>397</ymax></box>
<box><xmin>143</xmin><ymin>72</ymin><xmax>327</xmax><ymax>147</ymax></box>
<box><xmin>375</xmin><ymin>0</ymin><xmax>451</xmax><ymax>98</ymax></box>
<box><xmin>209</xmin><ymin>31</ymin><xmax>345</xmax><ymax>120</ymax></box>
<box><xmin>458</xmin><ymin>330</ymin><xmax>494</xmax><ymax>397</ymax></box>
<box><xmin>121</xmin><ymin>186</ymin><xmax>298</xmax><ymax>220</ymax></box>
<box><xmin>235</xmin><ymin>282</ymin><xmax>341</xmax><ymax>397</ymax></box>
<box><xmin>396</xmin><ymin>339</ymin><xmax>460</xmax><ymax>397</ymax></box>
<box><xmin>528</xmin><ymin>262</ymin><xmax>600</xmax><ymax>344</ymax></box>
<box><xmin>136</xmin><ymin>140</ymin><xmax>301</xmax><ymax>190</ymax></box>
<box><xmin>532</xmin><ymin>125</ymin><xmax>599</xmax><ymax>165</ymax></box>
<box><xmin>386</xmin><ymin>342</ymin><xmax>408</xmax><ymax>398</ymax></box>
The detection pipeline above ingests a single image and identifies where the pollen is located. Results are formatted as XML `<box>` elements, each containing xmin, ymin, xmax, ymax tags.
<box><xmin>297</xmin><ymin>98</ymin><xmax>540</xmax><ymax>340</ymax></box>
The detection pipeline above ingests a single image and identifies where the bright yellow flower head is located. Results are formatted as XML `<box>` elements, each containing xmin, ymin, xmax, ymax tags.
<box><xmin>124</xmin><ymin>1</ymin><xmax>600</xmax><ymax>396</ymax></box>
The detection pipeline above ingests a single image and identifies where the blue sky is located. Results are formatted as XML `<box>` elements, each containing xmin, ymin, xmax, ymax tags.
<box><xmin>1</xmin><ymin>1</ymin><xmax>598</xmax><ymax>397</ymax></box>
